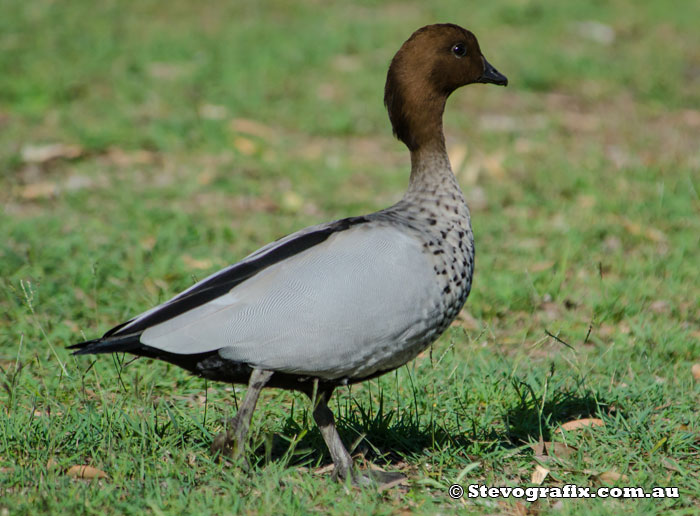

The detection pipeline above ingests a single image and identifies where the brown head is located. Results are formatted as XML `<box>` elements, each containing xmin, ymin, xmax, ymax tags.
<box><xmin>384</xmin><ymin>24</ymin><xmax>507</xmax><ymax>152</ymax></box>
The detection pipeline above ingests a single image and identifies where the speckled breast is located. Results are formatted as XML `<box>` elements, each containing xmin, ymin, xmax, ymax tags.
<box><xmin>378</xmin><ymin>177</ymin><xmax>475</xmax><ymax>357</ymax></box>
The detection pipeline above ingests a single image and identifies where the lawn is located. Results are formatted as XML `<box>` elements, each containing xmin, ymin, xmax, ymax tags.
<box><xmin>1</xmin><ymin>0</ymin><xmax>699</xmax><ymax>514</ymax></box>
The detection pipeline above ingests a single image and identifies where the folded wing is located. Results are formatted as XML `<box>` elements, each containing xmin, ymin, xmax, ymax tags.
<box><xmin>139</xmin><ymin>223</ymin><xmax>438</xmax><ymax>379</ymax></box>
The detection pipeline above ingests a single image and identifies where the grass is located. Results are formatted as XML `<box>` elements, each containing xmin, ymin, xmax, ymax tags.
<box><xmin>1</xmin><ymin>0</ymin><xmax>699</xmax><ymax>514</ymax></box>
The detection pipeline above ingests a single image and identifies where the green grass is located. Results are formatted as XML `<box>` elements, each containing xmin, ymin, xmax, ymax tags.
<box><xmin>2</xmin><ymin>0</ymin><xmax>699</xmax><ymax>514</ymax></box>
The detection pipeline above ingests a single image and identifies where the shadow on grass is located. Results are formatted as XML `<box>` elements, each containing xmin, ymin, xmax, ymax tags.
<box><xmin>252</xmin><ymin>377</ymin><xmax>612</xmax><ymax>469</ymax></box>
<box><xmin>502</xmin><ymin>378</ymin><xmax>608</xmax><ymax>444</ymax></box>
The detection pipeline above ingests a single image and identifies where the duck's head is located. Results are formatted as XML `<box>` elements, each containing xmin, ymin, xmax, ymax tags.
<box><xmin>385</xmin><ymin>24</ymin><xmax>507</xmax><ymax>152</ymax></box>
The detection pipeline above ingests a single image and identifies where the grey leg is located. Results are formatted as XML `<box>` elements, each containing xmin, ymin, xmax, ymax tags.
<box><xmin>311</xmin><ymin>385</ymin><xmax>406</xmax><ymax>488</ymax></box>
<box><xmin>311</xmin><ymin>388</ymin><xmax>354</xmax><ymax>481</ymax></box>
<box><xmin>211</xmin><ymin>368</ymin><xmax>274</xmax><ymax>463</ymax></box>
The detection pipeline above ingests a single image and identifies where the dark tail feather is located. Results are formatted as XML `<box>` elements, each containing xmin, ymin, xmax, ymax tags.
<box><xmin>68</xmin><ymin>333</ymin><xmax>142</xmax><ymax>355</ymax></box>
<box><xmin>68</xmin><ymin>332</ymin><xmax>220</xmax><ymax>379</ymax></box>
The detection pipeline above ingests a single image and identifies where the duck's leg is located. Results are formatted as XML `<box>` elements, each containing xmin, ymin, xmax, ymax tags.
<box><xmin>211</xmin><ymin>368</ymin><xmax>273</xmax><ymax>464</ymax></box>
<box><xmin>311</xmin><ymin>385</ymin><xmax>406</xmax><ymax>488</ymax></box>
<box><xmin>311</xmin><ymin>386</ymin><xmax>354</xmax><ymax>481</ymax></box>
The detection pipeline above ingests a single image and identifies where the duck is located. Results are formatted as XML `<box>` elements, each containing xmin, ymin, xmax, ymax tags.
<box><xmin>70</xmin><ymin>23</ymin><xmax>507</xmax><ymax>485</ymax></box>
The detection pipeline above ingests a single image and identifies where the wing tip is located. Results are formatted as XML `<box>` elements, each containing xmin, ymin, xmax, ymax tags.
<box><xmin>68</xmin><ymin>334</ymin><xmax>141</xmax><ymax>355</ymax></box>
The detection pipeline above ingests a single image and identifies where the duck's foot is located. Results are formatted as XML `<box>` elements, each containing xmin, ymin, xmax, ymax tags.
<box><xmin>211</xmin><ymin>412</ymin><xmax>238</xmax><ymax>455</ymax></box>
<box><xmin>210</xmin><ymin>369</ymin><xmax>274</xmax><ymax>468</ymax></box>
<box><xmin>211</xmin><ymin>428</ymin><xmax>237</xmax><ymax>457</ymax></box>
<box><xmin>333</xmin><ymin>466</ymin><xmax>407</xmax><ymax>490</ymax></box>
<box><xmin>210</xmin><ymin>424</ymin><xmax>251</xmax><ymax>469</ymax></box>
<box><xmin>310</xmin><ymin>386</ymin><xmax>406</xmax><ymax>490</ymax></box>
<box><xmin>355</xmin><ymin>469</ymin><xmax>407</xmax><ymax>490</ymax></box>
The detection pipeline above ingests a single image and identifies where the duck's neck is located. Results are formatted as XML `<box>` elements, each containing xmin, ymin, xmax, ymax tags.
<box><xmin>406</xmin><ymin>137</ymin><xmax>456</xmax><ymax>195</ymax></box>
<box><xmin>393</xmin><ymin>90</ymin><xmax>458</xmax><ymax>194</ymax></box>
<box><xmin>386</xmin><ymin>81</ymin><xmax>459</xmax><ymax>196</ymax></box>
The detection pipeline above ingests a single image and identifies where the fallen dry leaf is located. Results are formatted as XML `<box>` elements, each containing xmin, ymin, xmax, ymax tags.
<box><xmin>66</xmin><ymin>465</ymin><xmax>108</xmax><ymax>479</ymax></box>
<box><xmin>20</xmin><ymin>181</ymin><xmax>58</xmax><ymax>200</ymax></box>
<box><xmin>230</xmin><ymin>118</ymin><xmax>275</xmax><ymax>140</ymax></box>
<box><xmin>531</xmin><ymin>464</ymin><xmax>550</xmax><ymax>485</ymax></box>
<box><xmin>105</xmin><ymin>147</ymin><xmax>158</xmax><ymax>166</ymax></box>
<box><xmin>233</xmin><ymin>136</ymin><xmax>257</xmax><ymax>156</ymax></box>
<box><xmin>21</xmin><ymin>143</ymin><xmax>83</xmax><ymax>163</ymax></box>
<box><xmin>312</xmin><ymin>464</ymin><xmax>335</xmax><ymax>476</ymax></box>
<box><xmin>558</xmin><ymin>418</ymin><xmax>604</xmax><ymax>432</ymax></box>
<box><xmin>531</xmin><ymin>441</ymin><xmax>577</xmax><ymax>460</ymax></box>
<box><xmin>692</xmin><ymin>363</ymin><xmax>700</xmax><ymax>382</ymax></box>
<box><xmin>368</xmin><ymin>463</ymin><xmax>387</xmax><ymax>472</ymax></box>
<box><xmin>596</xmin><ymin>470</ymin><xmax>629</xmax><ymax>484</ymax></box>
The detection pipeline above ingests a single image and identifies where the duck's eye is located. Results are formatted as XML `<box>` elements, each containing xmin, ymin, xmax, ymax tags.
<box><xmin>451</xmin><ymin>43</ymin><xmax>467</xmax><ymax>57</ymax></box>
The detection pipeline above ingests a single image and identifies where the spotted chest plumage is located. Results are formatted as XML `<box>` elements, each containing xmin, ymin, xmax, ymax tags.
<box><xmin>376</xmin><ymin>169</ymin><xmax>474</xmax><ymax>353</ymax></box>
